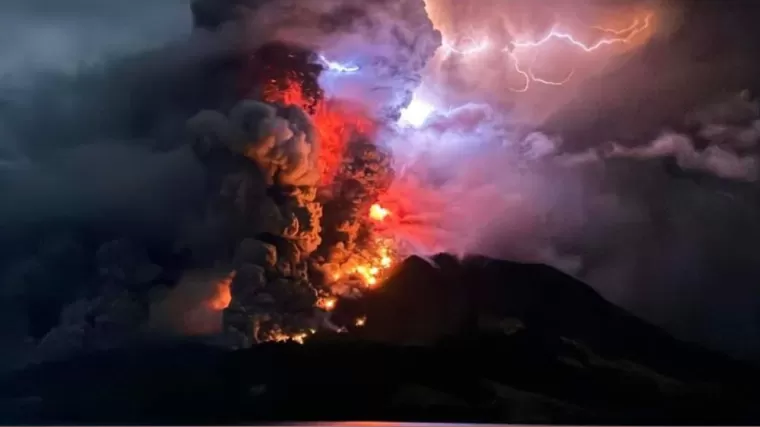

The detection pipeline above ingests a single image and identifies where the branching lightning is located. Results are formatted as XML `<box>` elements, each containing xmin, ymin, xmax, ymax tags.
<box><xmin>505</xmin><ymin>51</ymin><xmax>530</xmax><ymax>93</ymax></box>
<box><xmin>440</xmin><ymin>13</ymin><xmax>653</xmax><ymax>92</ymax></box>
<box><xmin>505</xmin><ymin>51</ymin><xmax>576</xmax><ymax>92</ymax></box>
<box><xmin>530</xmin><ymin>68</ymin><xmax>575</xmax><ymax>86</ymax></box>
<box><xmin>511</xmin><ymin>14</ymin><xmax>653</xmax><ymax>52</ymax></box>
<box><xmin>592</xmin><ymin>16</ymin><xmax>650</xmax><ymax>36</ymax></box>
<box><xmin>318</xmin><ymin>54</ymin><xmax>360</xmax><ymax>73</ymax></box>
<box><xmin>442</xmin><ymin>38</ymin><xmax>491</xmax><ymax>57</ymax></box>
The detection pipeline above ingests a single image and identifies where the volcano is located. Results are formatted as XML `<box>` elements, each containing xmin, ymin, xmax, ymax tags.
<box><xmin>2</xmin><ymin>254</ymin><xmax>758</xmax><ymax>424</ymax></box>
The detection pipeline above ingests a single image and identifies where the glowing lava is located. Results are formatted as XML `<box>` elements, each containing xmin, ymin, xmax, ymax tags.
<box><xmin>208</xmin><ymin>271</ymin><xmax>235</xmax><ymax>311</ymax></box>
<box><xmin>370</xmin><ymin>203</ymin><xmax>391</xmax><ymax>221</ymax></box>
<box><xmin>267</xmin><ymin>329</ymin><xmax>311</xmax><ymax>344</ymax></box>
<box><xmin>318</xmin><ymin>296</ymin><xmax>337</xmax><ymax>311</ymax></box>
<box><xmin>325</xmin><ymin>236</ymin><xmax>396</xmax><ymax>289</ymax></box>
<box><xmin>264</xmin><ymin>76</ymin><xmax>400</xmax><ymax>340</ymax></box>
<box><xmin>264</xmin><ymin>79</ymin><xmax>376</xmax><ymax>186</ymax></box>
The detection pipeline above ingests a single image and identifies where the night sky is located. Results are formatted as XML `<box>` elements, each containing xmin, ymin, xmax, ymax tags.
<box><xmin>2</xmin><ymin>0</ymin><xmax>760</xmax><ymax>366</ymax></box>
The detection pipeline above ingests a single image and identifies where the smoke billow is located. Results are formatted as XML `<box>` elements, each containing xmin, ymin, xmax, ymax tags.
<box><xmin>0</xmin><ymin>0</ymin><xmax>439</xmax><ymax>368</ymax></box>
<box><xmin>343</xmin><ymin>0</ymin><xmax>760</xmax><ymax>360</ymax></box>
<box><xmin>375</xmin><ymin>90</ymin><xmax>760</xmax><ymax>360</ymax></box>
<box><xmin>192</xmin><ymin>0</ymin><xmax>440</xmax><ymax>119</ymax></box>
<box><xmin>3</xmin><ymin>0</ymin><xmax>760</xmax><ymax>369</ymax></box>
<box><xmin>0</xmin><ymin>0</ymin><xmax>190</xmax><ymax>79</ymax></box>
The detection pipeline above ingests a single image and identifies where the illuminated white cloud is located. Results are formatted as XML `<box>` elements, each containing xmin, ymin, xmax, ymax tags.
<box><xmin>398</xmin><ymin>97</ymin><xmax>436</xmax><ymax>128</ymax></box>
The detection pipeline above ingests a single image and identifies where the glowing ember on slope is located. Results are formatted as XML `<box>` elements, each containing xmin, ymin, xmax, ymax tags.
<box><xmin>327</xmin><ymin>238</ymin><xmax>397</xmax><ymax>289</ymax></box>
<box><xmin>267</xmin><ymin>329</ymin><xmax>311</xmax><ymax>344</ymax></box>
<box><xmin>321</xmin><ymin>231</ymin><xmax>397</xmax><ymax>291</ymax></box>
<box><xmin>318</xmin><ymin>296</ymin><xmax>337</xmax><ymax>311</ymax></box>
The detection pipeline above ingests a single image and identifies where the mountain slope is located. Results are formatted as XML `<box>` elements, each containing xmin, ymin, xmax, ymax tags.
<box><xmin>2</xmin><ymin>254</ymin><xmax>759</xmax><ymax>424</ymax></box>
<box><xmin>344</xmin><ymin>254</ymin><xmax>755</xmax><ymax>384</ymax></box>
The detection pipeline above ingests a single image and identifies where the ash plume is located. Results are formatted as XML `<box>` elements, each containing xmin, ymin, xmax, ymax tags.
<box><xmin>192</xmin><ymin>0</ymin><xmax>441</xmax><ymax>119</ymax></box>
<box><xmin>185</xmin><ymin>98</ymin><xmax>329</xmax><ymax>345</ymax></box>
<box><xmin>377</xmin><ymin>92</ymin><xmax>760</xmax><ymax>360</ymax></box>
<box><xmin>3</xmin><ymin>0</ymin><xmax>760</xmax><ymax>374</ymax></box>
<box><xmin>0</xmin><ymin>0</ymin><xmax>439</xmax><ymax>367</ymax></box>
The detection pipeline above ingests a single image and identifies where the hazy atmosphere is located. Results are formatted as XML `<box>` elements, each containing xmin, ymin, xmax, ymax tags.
<box><xmin>2</xmin><ymin>0</ymin><xmax>760</xmax><ymax>380</ymax></box>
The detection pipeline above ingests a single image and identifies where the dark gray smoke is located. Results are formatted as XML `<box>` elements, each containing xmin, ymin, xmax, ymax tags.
<box><xmin>0</xmin><ymin>0</ymin><xmax>205</xmax><ymax>371</ymax></box>
<box><xmin>0</xmin><ymin>0</ymin><xmax>190</xmax><ymax>79</ymax></box>
<box><xmin>0</xmin><ymin>0</ymin><xmax>438</xmax><ymax>369</ymax></box>
<box><xmin>3</xmin><ymin>0</ymin><xmax>760</xmax><ymax>370</ymax></box>
<box><xmin>191</xmin><ymin>0</ymin><xmax>440</xmax><ymax>119</ymax></box>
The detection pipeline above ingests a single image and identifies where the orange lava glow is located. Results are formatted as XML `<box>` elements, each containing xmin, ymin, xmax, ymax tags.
<box><xmin>369</xmin><ymin>203</ymin><xmax>391</xmax><ymax>222</ymax></box>
<box><xmin>267</xmin><ymin>329</ymin><xmax>311</xmax><ymax>344</ymax></box>
<box><xmin>208</xmin><ymin>271</ymin><xmax>235</xmax><ymax>311</ymax></box>
<box><xmin>264</xmin><ymin>79</ymin><xmax>376</xmax><ymax>186</ymax></box>
<box><xmin>328</xmin><ymin>237</ymin><xmax>396</xmax><ymax>289</ymax></box>
<box><xmin>318</xmin><ymin>296</ymin><xmax>337</xmax><ymax>311</ymax></box>
<box><xmin>265</xmin><ymin>79</ymin><xmax>398</xmax><ymax>336</ymax></box>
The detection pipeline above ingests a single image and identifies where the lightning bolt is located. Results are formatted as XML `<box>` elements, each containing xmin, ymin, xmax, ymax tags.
<box><xmin>439</xmin><ymin>13</ymin><xmax>653</xmax><ymax>91</ymax></box>
<box><xmin>318</xmin><ymin>54</ymin><xmax>360</xmax><ymax>73</ymax></box>
<box><xmin>592</xmin><ymin>16</ymin><xmax>649</xmax><ymax>35</ymax></box>
<box><xmin>505</xmin><ymin>51</ymin><xmax>576</xmax><ymax>92</ymax></box>
<box><xmin>442</xmin><ymin>38</ymin><xmax>490</xmax><ymax>57</ymax></box>
<box><xmin>505</xmin><ymin>51</ymin><xmax>530</xmax><ymax>93</ymax></box>
<box><xmin>511</xmin><ymin>14</ymin><xmax>653</xmax><ymax>52</ymax></box>
<box><xmin>529</xmin><ymin>67</ymin><xmax>575</xmax><ymax>86</ymax></box>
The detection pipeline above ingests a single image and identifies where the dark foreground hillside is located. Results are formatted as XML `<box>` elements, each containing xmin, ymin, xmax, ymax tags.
<box><xmin>2</xmin><ymin>254</ymin><xmax>759</xmax><ymax>424</ymax></box>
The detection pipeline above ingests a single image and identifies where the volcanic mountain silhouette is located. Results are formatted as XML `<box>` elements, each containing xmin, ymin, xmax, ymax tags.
<box><xmin>2</xmin><ymin>254</ymin><xmax>759</xmax><ymax>424</ymax></box>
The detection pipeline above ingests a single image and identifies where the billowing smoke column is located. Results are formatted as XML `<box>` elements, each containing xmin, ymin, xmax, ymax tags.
<box><xmin>178</xmin><ymin>0</ymin><xmax>441</xmax><ymax>345</ymax></box>
<box><xmin>0</xmin><ymin>0</ymin><xmax>441</xmax><ymax>365</ymax></box>
<box><xmin>6</xmin><ymin>0</ymin><xmax>760</xmax><ymax>364</ymax></box>
<box><xmin>193</xmin><ymin>0</ymin><xmax>441</xmax><ymax>120</ymax></box>
<box><xmin>185</xmin><ymin>99</ymin><xmax>324</xmax><ymax>344</ymax></box>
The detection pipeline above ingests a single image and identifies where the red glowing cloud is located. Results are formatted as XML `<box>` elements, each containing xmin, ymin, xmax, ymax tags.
<box><xmin>264</xmin><ymin>79</ymin><xmax>377</xmax><ymax>187</ymax></box>
<box><xmin>415</xmin><ymin>0</ymin><xmax>667</xmax><ymax>126</ymax></box>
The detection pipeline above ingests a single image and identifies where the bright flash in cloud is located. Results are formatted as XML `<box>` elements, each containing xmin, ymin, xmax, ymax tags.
<box><xmin>399</xmin><ymin>97</ymin><xmax>435</xmax><ymax>127</ymax></box>
<box><xmin>318</xmin><ymin>54</ymin><xmax>360</xmax><ymax>73</ymax></box>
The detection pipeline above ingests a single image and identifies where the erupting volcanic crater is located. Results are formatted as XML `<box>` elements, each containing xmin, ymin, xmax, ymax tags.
<box><xmin>7</xmin><ymin>0</ymin><xmax>760</xmax><ymax>424</ymax></box>
<box><xmin>181</xmin><ymin>0</ymin><xmax>442</xmax><ymax>347</ymax></box>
